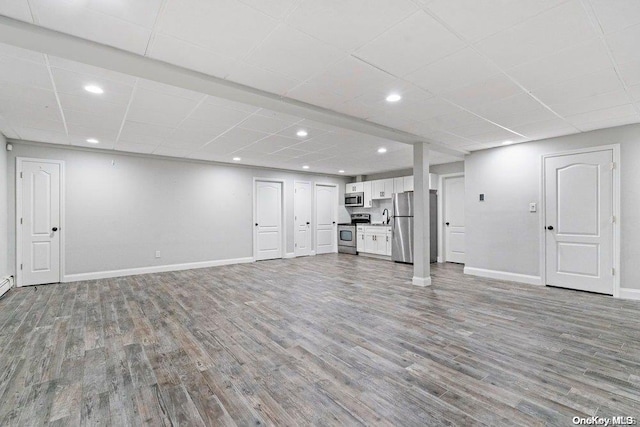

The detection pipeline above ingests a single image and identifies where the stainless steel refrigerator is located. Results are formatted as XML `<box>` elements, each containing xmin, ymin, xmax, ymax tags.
<box><xmin>391</xmin><ymin>191</ymin><xmax>437</xmax><ymax>264</ymax></box>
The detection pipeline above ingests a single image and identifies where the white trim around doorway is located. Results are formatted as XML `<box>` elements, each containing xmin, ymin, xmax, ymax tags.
<box><xmin>252</xmin><ymin>177</ymin><xmax>287</xmax><ymax>261</ymax></box>
<box><xmin>314</xmin><ymin>182</ymin><xmax>339</xmax><ymax>254</ymax></box>
<box><xmin>437</xmin><ymin>172</ymin><xmax>464</xmax><ymax>264</ymax></box>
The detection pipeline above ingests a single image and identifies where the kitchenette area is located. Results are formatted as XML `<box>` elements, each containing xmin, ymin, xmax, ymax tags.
<box><xmin>338</xmin><ymin>173</ymin><xmax>439</xmax><ymax>264</ymax></box>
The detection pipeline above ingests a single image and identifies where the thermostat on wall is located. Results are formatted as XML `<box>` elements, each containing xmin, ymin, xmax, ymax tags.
<box><xmin>479</xmin><ymin>194</ymin><xmax>485</xmax><ymax>201</ymax></box>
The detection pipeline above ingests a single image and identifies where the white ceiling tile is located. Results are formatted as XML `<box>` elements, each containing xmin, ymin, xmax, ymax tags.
<box><xmin>330</xmin><ymin>99</ymin><xmax>383</xmax><ymax>119</ymax></box>
<box><xmin>589</xmin><ymin>0</ymin><xmax>640</xmax><ymax>34</ymax></box>
<box><xmin>354</xmin><ymin>10</ymin><xmax>464</xmax><ymax>76</ymax></box>
<box><xmin>148</xmin><ymin>34</ymin><xmax>236</xmax><ymax>79</ymax></box>
<box><xmin>0</xmin><ymin>56</ymin><xmax>51</xmax><ymax>89</ymax></box>
<box><xmin>136</xmin><ymin>79</ymin><xmax>204</xmax><ymax>101</ymax></box>
<box><xmin>576</xmin><ymin>113</ymin><xmax>640</xmax><ymax>132</ymax></box>
<box><xmin>548</xmin><ymin>90</ymin><xmax>631</xmax><ymax>117</ymax></box>
<box><xmin>247</xmin><ymin>24</ymin><xmax>344</xmax><ymax>81</ymax></box>
<box><xmin>82</xmin><ymin>0</ymin><xmax>164</xmax><ymax>29</ymax></box>
<box><xmin>160</xmin><ymin>0</ymin><xmax>278</xmax><ymax>58</ymax></box>
<box><xmin>629</xmin><ymin>84</ymin><xmax>640</xmax><ymax>101</ymax></box>
<box><xmin>475</xmin><ymin>0</ymin><xmax>599</xmax><ymax>68</ymax></box>
<box><xmin>405</xmin><ymin>48</ymin><xmax>500</xmax><ymax>93</ymax></box>
<box><xmin>421</xmin><ymin>108</ymin><xmax>482</xmax><ymax>130</ymax></box>
<box><xmin>618</xmin><ymin>60</ymin><xmax>640</xmax><ymax>87</ymax></box>
<box><xmin>470</xmin><ymin>93</ymin><xmax>559</xmax><ymax>128</ymax></box>
<box><xmin>17</xmin><ymin>127</ymin><xmax>69</xmax><ymax>145</ymax></box>
<box><xmin>64</xmin><ymin>109</ymin><xmax>122</xmax><ymax>135</ymax></box>
<box><xmin>511</xmin><ymin>117</ymin><xmax>580</xmax><ymax>140</ymax></box>
<box><xmin>237</xmin><ymin>0</ymin><xmax>299</xmax><ymax>19</ymax></box>
<box><xmin>506</xmin><ymin>38</ymin><xmax>613</xmax><ymax>90</ymax></box>
<box><xmin>238</xmin><ymin>114</ymin><xmax>296</xmax><ymax>134</ymax></box>
<box><xmin>186</xmin><ymin>103</ymin><xmax>252</xmax><ymax>128</ymax></box>
<box><xmin>286</xmin><ymin>83</ymin><xmax>345</xmax><ymax>110</ymax></box>
<box><xmin>126</xmin><ymin>87</ymin><xmax>200</xmax><ymax>127</ymax></box>
<box><xmin>288</xmin><ymin>137</ymin><xmax>338</xmax><ymax>153</ymax></box>
<box><xmin>119</xmin><ymin>120</ymin><xmax>174</xmax><ymax>144</ymax></box>
<box><xmin>225</xmin><ymin>61</ymin><xmax>302</xmax><ymax>96</ymax></box>
<box><xmin>48</xmin><ymin>56</ymin><xmax>137</xmax><ymax>86</ymax></box>
<box><xmin>448</xmin><ymin>120</ymin><xmax>517</xmax><ymax>139</ymax></box>
<box><xmin>243</xmin><ymin>135</ymin><xmax>300</xmax><ymax>154</ymax></box>
<box><xmin>0</xmin><ymin>81</ymin><xmax>56</xmax><ymax>106</ymax></box>
<box><xmin>30</xmin><ymin>0</ymin><xmax>153</xmax><ymax>54</ymax></box>
<box><xmin>68</xmin><ymin>135</ymin><xmax>116</xmax><ymax>149</ymax></box>
<box><xmin>531</xmin><ymin>67</ymin><xmax>624</xmax><ymax>106</ymax></box>
<box><xmin>442</xmin><ymin>74</ymin><xmax>523</xmax><ymax>109</ymax></box>
<box><xmin>58</xmin><ymin>92</ymin><xmax>128</xmax><ymax>120</ymax></box>
<box><xmin>254</xmin><ymin>108</ymin><xmax>304</xmax><ymax>124</ymax></box>
<box><xmin>0</xmin><ymin>0</ymin><xmax>32</xmax><ymax>21</ymax></box>
<box><xmin>426</xmin><ymin>0</ymin><xmax>565</xmax><ymax>41</ymax></box>
<box><xmin>606</xmin><ymin>23</ymin><xmax>640</xmax><ymax>66</ymax></box>
<box><xmin>205</xmin><ymin>95</ymin><xmax>260</xmax><ymax>114</ymax></box>
<box><xmin>304</xmin><ymin>57</ymin><xmax>396</xmax><ymax>100</ymax></box>
<box><xmin>277</xmin><ymin>124</ymin><xmax>327</xmax><ymax>140</ymax></box>
<box><xmin>203</xmin><ymin>127</ymin><xmax>269</xmax><ymax>151</ymax></box>
<box><xmin>566</xmin><ymin>104</ymin><xmax>638</xmax><ymax>129</ymax></box>
<box><xmin>286</xmin><ymin>0</ymin><xmax>418</xmax><ymax>51</ymax></box>
<box><xmin>51</xmin><ymin>67</ymin><xmax>134</xmax><ymax>105</ymax></box>
<box><xmin>162</xmin><ymin>127</ymin><xmax>227</xmax><ymax>148</ymax></box>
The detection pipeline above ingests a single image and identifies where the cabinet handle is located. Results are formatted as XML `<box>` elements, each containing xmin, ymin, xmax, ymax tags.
<box><xmin>386</xmin><ymin>236</ymin><xmax>389</xmax><ymax>242</ymax></box>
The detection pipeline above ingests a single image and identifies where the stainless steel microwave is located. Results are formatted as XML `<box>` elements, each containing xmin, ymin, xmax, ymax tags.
<box><xmin>345</xmin><ymin>192</ymin><xmax>364</xmax><ymax>207</ymax></box>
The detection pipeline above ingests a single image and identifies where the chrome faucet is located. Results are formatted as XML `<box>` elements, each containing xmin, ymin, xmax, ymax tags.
<box><xmin>382</xmin><ymin>208</ymin><xmax>390</xmax><ymax>224</ymax></box>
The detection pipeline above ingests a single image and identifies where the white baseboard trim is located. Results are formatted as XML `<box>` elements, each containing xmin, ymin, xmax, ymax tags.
<box><xmin>619</xmin><ymin>288</ymin><xmax>640</xmax><ymax>301</ymax></box>
<box><xmin>412</xmin><ymin>276</ymin><xmax>432</xmax><ymax>287</ymax></box>
<box><xmin>0</xmin><ymin>277</ymin><xmax>13</xmax><ymax>297</ymax></box>
<box><xmin>284</xmin><ymin>252</ymin><xmax>295</xmax><ymax>259</ymax></box>
<box><xmin>310</xmin><ymin>250</ymin><xmax>316</xmax><ymax>256</ymax></box>
<box><xmin>63</xmin><ymin>257</ymin><xmax>255</xmax><ymax>282</ymax></box>
<box><xmin>464</xmin><ymin>267</ymin><xmax>543</xmax><ymax>286</ymax></box>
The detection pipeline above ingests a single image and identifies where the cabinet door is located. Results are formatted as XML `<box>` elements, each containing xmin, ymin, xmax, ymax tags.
<box><xmin>363</xmin><ymin>181</ymin><xmax>373</xmax><ymax>208</ymax></box>
<box><xmin>385</xmin><ymin>231</ymin><xmax>392</xmax><ymax>256</ymax></box>
<box><xmin>356</xmin><ymin>227</ymin><xmax>365</xmax><ymax>251</ymax></box>
<box><xmin>383</xmin><ymin>179</ymin><xmax>394</xmax><ymax>199</ymax></box>
<box><xmin>375</xmin><ymin>231</ymin><xmax>388</xmax><ymax>255</ymax></box>
<box><xmin>346</xmin><ymin>182</ymin><xmax>363</xmax><ymax>193</ymax></box>
<box><xmin>364</xmin><ymin>232</ymin><xmax>376</xmax><ymax>253</ymax></box>
<box><xmin>404</xmin><ymin>176</ymin><xmax>414</xmax><ymax>192</ymax></box>
<box><xmin>372</xmin><ymin>180</ymin><xmax>384</xmax><ymax>200</ymax></box>
<box><xmin>393</xmin><ymin>177</ymin><xmax>404</xmax><ymax>194</ymax></box>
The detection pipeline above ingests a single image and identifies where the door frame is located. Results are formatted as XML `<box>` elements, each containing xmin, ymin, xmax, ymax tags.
<box><xmin>438</xmin><ymin>172</ymin><xmax>464</xmax><ymax>263</ymax></box>
<box><xmin>314</xmin><ymin>182</ymin><xmax>339</xmax><ymax>254</ymax></box>
<box><xmin>252</xmin><ymin>177</ymin><xmax>287</xmax><ymax>261</ymax></box>
<box><xmin>294</xmin><ymin>180</ymin><xmax>313</xmax><ymax>257</ymax></box>
<box><xmin>16</xmin><ymin>157</ymin><xmax>66</xmax><ymax>287</ymax></box>
<box><xmin>540</xmin><ymin>144</ymin><xmax>620</xmax><ymax>297</ymax></box>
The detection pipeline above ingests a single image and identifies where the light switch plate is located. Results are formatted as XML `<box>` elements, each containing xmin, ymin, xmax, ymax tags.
<box><xmin>529</xmin><ymin>203</ymin><xmax>537</xmax><ymax>212</ymax></box>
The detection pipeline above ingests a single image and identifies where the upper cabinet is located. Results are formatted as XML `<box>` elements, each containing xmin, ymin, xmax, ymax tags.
<box><xmin>346</xmin><ymin>182</ymin><xmax>364</xmax><ymax>193</ymax></box>
<box><xmin>403</xmin><ymin>176</ymin><xmax>414</xmax><ymax>192</ymax></box>
<box><xmin>372</xmin><ymin>179</ymin><xmax>393</xmax><ymax>200</ymax></box>
<box><xmin>363</xmin><ymin>181</ymin><xmax>373</xmax><ymax>208</ymax></box>
<box><xmin>393</xmin><ymin>177</ymin><xmax>404</xmax><ymax>194</ymax></box>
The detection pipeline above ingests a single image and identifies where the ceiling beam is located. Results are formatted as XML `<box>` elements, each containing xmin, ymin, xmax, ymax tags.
<box><xmin>0</xmin><ymin>15</ymin><xmax>467</xmax><ymax>158</ymax></box>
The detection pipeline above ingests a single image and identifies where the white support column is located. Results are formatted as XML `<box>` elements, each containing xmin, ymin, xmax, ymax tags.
<box><xmin>413</xmin><ymin>142</ymin><xmax>431</xmax><ymax>286</ymax></box>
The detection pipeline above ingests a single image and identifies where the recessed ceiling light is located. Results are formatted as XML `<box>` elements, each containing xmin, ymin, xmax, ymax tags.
<box><xmin>339</xmin><ymin>170</ymin><xmax>345</xmax><ymax>173</ymax></box>
<box><xmin>386</xmin><ymin>93</ymin><xmax>402</xmax><ymax>103</ymax></box>
<box><xmin>86</xmin><ymin>138</ymin><xmax>99</xmax><ymax>144</ymax></box>
<box><xmin>302</xmin><ymin>165</ymin><xmax>310</xmax><ymax>169</ymax></box>
<box><xmin>84</xmin><ymin>85</ymin><xmax>104</xmax><ymax>94</ymax></box>
<box><xmin>377</xmin><ymin>147</ymin><xmax>387</xmax><ymax>153</ymax></box>
<box><xmin>502</xmin><ymin>140</ymin><xmax>514</xmax><ymax>145</ymax></box>
<box><xmin>233</xmin><ymin>157</ymin><xmax>241</xmax><ymax>161</ymax></box>
<box><xmin>296</xmin><ymin>129</ymin><xmax>308</xmax><ymax>137</ymax></box>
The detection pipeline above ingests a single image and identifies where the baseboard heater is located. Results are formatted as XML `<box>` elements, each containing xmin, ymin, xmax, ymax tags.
<box><xmin>0</xmin><ymin>277</ymin><xmax>13</xmax><ymax>298</ymax></box>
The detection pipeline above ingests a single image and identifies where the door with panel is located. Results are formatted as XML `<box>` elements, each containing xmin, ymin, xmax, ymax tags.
<box><xmin>255</xmin><ymin>181</ymin><xmax>283</xmax><ymax>261</ymax></box>
<box><xmin>294</xmin><ymin>181</ymin><xmax>312</xmax><ymax>257</ymax></box>
<box><xmin>315</xmin><ymin>184</ymin><xmax>337</xmax><ymax>254</ymax></box>
<box><xmin>544</xmin><ymin>150</ymin><xmax>614</xmax><ymax>294</ymax></box>
<box><xmin>444</xmin><ymin>176</ymin><xmax>465</xmax><ymax>263</ymax></box>
<box><xmin>19</xmin><ymin>160</ymin><xmax>62</xmax><ymax>286</ymax></box>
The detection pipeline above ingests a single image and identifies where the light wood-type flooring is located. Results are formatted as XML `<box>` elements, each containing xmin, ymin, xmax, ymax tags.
<box><xmin>0</xmin><ymin>254</ymin><xmax>639</xmax><ymax>426</ymax></box>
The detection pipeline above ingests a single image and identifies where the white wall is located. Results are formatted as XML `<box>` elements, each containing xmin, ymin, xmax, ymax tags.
<box><xmin>7</xmin><ymin>142</ymin><xmax>348</xmax><ymax>278</ymax></box>
<box><xmin>465</xmin><ymin>123</ymin><xmax>640</xmax><ymax>291</ymax></box>
<box><xmin>0</xmin><ymin>134</ymin><xmax>8</xmax><ymax>281</ymax></box>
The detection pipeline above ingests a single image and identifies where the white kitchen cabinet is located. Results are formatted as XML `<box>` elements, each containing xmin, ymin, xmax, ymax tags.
<box><xmin>358</xmin><ymin>226</ymin><xmax>392</xmax><ymax>256</ymax></box>
<box><xmin>363</xmin><ymin>181</ymin><xmax>373</xmax><ymax>208</ymax></box>
<box><xmin>346</xmin><ymin>182</ymin><xmax>363</xmax><ymax>193</ymax></box>
<box><xmin>403</xmin><ymin>175</ymin><xmax>414</xmax><ymax>192</ymax></box>
<box><xmin>393</xmin><ymin>177</ymin><xmax>404</xmax><ymax>194</ymax></box>
<box><xmin>372</xmin><ymin>179</ymin><xmax>394</xmax><ymax>200</ymax></box>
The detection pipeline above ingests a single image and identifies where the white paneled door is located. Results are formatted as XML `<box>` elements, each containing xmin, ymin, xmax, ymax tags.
<box><xmin>315</xmin><ymin>184</ymin><xmax>337</xmax><ymax>255</ymax></box>
<box><xmin>444</xmin><ymin>176</ymin><xmax>465</xmax><ymax>263</ymax></box>
<box><xmin>19</xmin><ymin>160</ymin><xmax>62</xmax><ymax>286</ymax></box>
<box><xmin>255</xmin><ymin>180</ymin><xmax>283</xmax><ymax>261</ymax></box>
<box><xmin>544</xmin><ymin>150</ymin><xmax>614</xmax><ymax>295</ymax></box>
<box><xmin>294</xmin><ymin>181</ymin><xmax>312</xmax><ymax>257</ymax></box>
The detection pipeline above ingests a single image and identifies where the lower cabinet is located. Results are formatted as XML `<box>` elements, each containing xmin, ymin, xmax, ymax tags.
<box><xmin>358</xmin><ymin>226</ymin><xmax>391</xmax><ymax>256</ymax></box>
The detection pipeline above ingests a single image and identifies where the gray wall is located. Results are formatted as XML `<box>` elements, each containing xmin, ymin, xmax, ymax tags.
<box><xmin>7</xmin><ymin>142</ymin><xmax>348</xmax><ymax>277</ymax></box>
<box><xmin>0</xmin><ymin>134</ymin><xmax>8</xmax><ymax>280</ymax></box>
<box><xmin>465</xmin><ymin>123</ymin><xmax>640</xmax><ymax>290</ymax></box>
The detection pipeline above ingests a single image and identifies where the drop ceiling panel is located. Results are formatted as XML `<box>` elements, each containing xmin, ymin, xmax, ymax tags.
<box><xmin>566</xmin><ymin>104</ymin><xmax>638</xmax><ymax>130</ymax></box>
<box><xmin>354</xmin><ymin>10</ymin><xmax>465</xmax><ymax>77</ymax></box>
<box><xmin>617</xmin><ymin>60</ymin><xmax>640</xmax><ymax>87</ymax></box>
<box><xmin>475</xmin><ymin>1</ymin><xmax>599</xmax><ymax>68</ymax></box>
<box><xmin>50</xmin><ymin>68</ymin><xmax>134</xmax><ymax>105</ymax></box>
<box><xmin>48</xmin><ymin>56</ymin><xmax>138</xmax><ymax>86</ymax></box>
<box><xmin>30</xmin><ymin>0</ymin><xmax>154</xmax><ymax>54</ymax></box>
<box><xmin>548</xmin><ymin>90</ymin><xmax>631</xmax><ymax>117</ymax></box>
<box><xmin>152</xmin><ymin>146</ymin><xmax>192</xmax><ymax>158</ymax></box>
<box><xmin>160</xmin><ymin>0</ymin><xmax>278</xmax><ymax>59</ymax></box>
<box><xmin>0</xmin><ymin>42</ymin><xmax>45</xmax><ymax>64</ymax></box>
<box><xmin>0</xmin><ymin>0</ymin><xmax>33</xmax><ymax>22</ymax></box>
<box><xmin>186</xmin><ymin>103</ymin><xmax>252</xmax><ymax>128</ymax></box>
<box><xmin>119</xmin><ymin>121</ymin><xmax>175</xmax><ymax>145</ymax></box>
<box><xmin>531</xmin><ymin>67</ymin><xmax>624</xmax><ymax>106</ymax></box>
<box><xmin>589</xmin><ymin>0</ymin><xmax>640</xmax><ymax>34</ymax></box>
<box><xmin>0</xmin><ymin>55</ymin><xmax>51</xmax><ymax>89</ymax></box>
<box><xmin>286</xmin><ymin>0</ymin><xmax>418</xmax><ymax>51</ymax></box>
<box><xmin>442</xmin><ymin>74</ymin><xmax>524</xmax><ymax>110</ymax></box>
<box><xmin>405</xmin><ymin>48</ymin><xmax>500</xmax><ymax>94</ymax></box>
<box><xmin>115</xmin><ymin>141</ymin><xmax>159</xmax><ymax>154</ymax></box>
<box><xmin>225</xmin><ymin>61</ymin><xmax>302</xmax><ymax>95</ymax></box>
<box><xmin>238</xmin><ymin>114</ymin><xmax>298</xmax><ymax>134</ymax></box>
<box><xmin>426</xmin><ymin>0</ymin><xmax>566</xmax><ymax>41</ymax></box>
<box><xmin>606</xmin><ymin>23</ymin><xmax>640</xmax><ymax>66</ymax></box>
<box><xmin>246</xmin><ymin>25</ymin><xmax>344</xmax><ymax>81</ymax></box>
<box><xmin>126</xmin><ymin>87</ymin><xmax>201</xmax><ymax>127</ymax></box>
<box><xmin>511</xmin><ymin>118</ymin><xmax>578</xmax><ymax>140</ymax></box>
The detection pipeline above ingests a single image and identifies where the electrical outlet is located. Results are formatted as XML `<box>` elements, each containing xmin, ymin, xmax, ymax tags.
<box><xmin>155</xmin><ymin>251</ymin><xmax>161</xmax><ymax>258</ymax></box>
<box><xmin>529</xmin><ymin>203</ymin><xmax>537</xmax><ymax>213</ymax></box>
